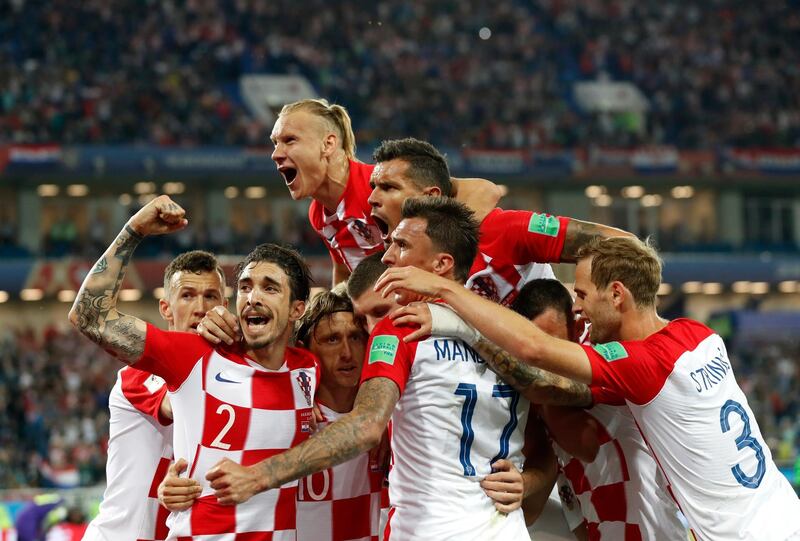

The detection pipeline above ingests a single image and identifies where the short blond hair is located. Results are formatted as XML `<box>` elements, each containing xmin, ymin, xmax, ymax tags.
<box><xmin>280</xmin><ymin>99</ymin><xmax>356</xmax><ymax>159</ymax></box>
<box><xmin>575</xmin><ymin>236</ymin><xmax>662</xmax><ymax>307</ymax></box>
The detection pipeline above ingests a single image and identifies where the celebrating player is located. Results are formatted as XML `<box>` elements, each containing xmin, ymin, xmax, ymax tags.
<box><xmin>376</xmin><ymin>236</ymin><xmax>800</xmax><ymax>540</ymax></box>
<box><xmin>512</xmin><ymin>279</ymin><xmax>685</xmax><ymax>540</ymax></box>
<box><xmin>368</xmin><ymin>137</ymin><xmax>632</xmax><ymax>306</ymax></box>
<box><xmin>69</xmin><ymin>195</ymin><xmax>319</xmax><ymax>540</ymax></box>
<box><xmin>270</xmin><ymin>99</ymin><xmax>503</xmax><ymax>284</ymax></box>
<box><xmin>204</xmin><ymin>197</ymin><xmax>533</xmax><ymax>539</ymax></box>
<box><xmin>83</xmin><ymin>250</ymin><xmax>227</xmax><ymax>541</ymax></box>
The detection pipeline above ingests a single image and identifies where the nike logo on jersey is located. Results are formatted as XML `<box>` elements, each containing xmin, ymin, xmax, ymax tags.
<box><xmin>215</xmin><ymin>372</ymin><xmax>241</xmax><ymax>384</ymax></box>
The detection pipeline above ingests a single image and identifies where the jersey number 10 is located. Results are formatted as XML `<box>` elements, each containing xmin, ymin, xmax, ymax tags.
<box><xmin>454</xmin><ymin>383</ymin><xmax>520</xmax><ymax>476</ymax></box>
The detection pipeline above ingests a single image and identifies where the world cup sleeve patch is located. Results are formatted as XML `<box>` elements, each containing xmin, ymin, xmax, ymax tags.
<box><xmin>369</xmin><ymin>335</ymin><xmax>399</xmax><ymax>365</ymax></box>
<box><xmin>527</xmin><ymin>212</ymin><xmax>560</xmax><ymax>237</ymax></box>
<box><xmin>592</xmin><ymin>342</ymin><xmax>629</xmax><ymax>362</ymax></box>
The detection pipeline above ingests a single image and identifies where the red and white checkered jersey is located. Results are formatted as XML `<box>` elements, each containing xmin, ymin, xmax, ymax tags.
<box><xmin>466</xmin><ymin>209</ymin><xmax>567</xmax><ymax>306</ymax></box>
<box><xmin>309</xmin><ymin>160</ymin><xmax>383</xmax><ymax>272</ymax></box>
<box><xmin>586</xmin><ymin>319</ymin><xmax>800</xmax><ymax>541</ymax></box>
<box><xmin>553</xmin><ymin>404</ymin><xmax>685</xmax><ymax>541</ymax></box>
<box><xmin>296</xmin><ymin>404</ymin><xmax>386</xmax><ymax>541</ymax></box>
<box><xmin>0</xmin><ymin>529</ymin><xmax>16</xmax><ymax>541</ymax></box>
<box><xmin>360</xmin><ymin>318</ymin><xmax>530</xmax><ymax>540</ymax></box>
<box><xmin>83</xmin><ymin>366</ymin><xmax>172</xmax><ymax>541</ymax></box>
<box><xmin>136</xmin><ymin>324</ymin><xmax>320</xmax><ymax>540</ymax></box>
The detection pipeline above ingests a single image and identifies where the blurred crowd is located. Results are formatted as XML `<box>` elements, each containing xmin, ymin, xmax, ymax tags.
<box><xmin>1</xmin><ymin>0</ymin><xmax>798</xmax><ymax>149</ymax></box>
<box><xmin>0</xmin><ymin>323</ymin><xmax>798</xmax><ymax>490</ymax></box>
<box><xmin>0</xmin><ymin>326</ymin><xmax>113</xmax><ymax>489</ymax></box>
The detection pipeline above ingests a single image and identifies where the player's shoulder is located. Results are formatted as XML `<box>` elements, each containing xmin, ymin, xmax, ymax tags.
<box><xmin>146</xmin><ymin>324</ymin><xmax>211</xmax><ymax>352</ymax></box>
<box><xmin>308</xmin><ymin>199</ymin><xmax>325</xmax><ymax>228</ymax></box>
<box><xmin>285</xmin><ymin>345</ymin><xmax>320</xmax><ymax>370</ymax></box>
<box><xmin>371</xmin><ymin>316</ymin><xmax>418</xmax><ymax>341</ymax></box>
<box><xmin>348</xmin><ymin>159</ymin><xmax>376</xmax><ymax>183</ymax></box>
<box><xmin>591</xmin><ymin>319</ymin><xmax>717</xmax><ymax>363</ymax></box>
<box><xmin>643</xmin><ymin>318</ymin><xmax>717</xmax><ymax>358</ymax></box>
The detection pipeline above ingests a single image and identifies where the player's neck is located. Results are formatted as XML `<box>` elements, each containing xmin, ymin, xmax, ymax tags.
<box><xmin>619</xmin><ymin>307</ymin><xmax>668</xmax><ymax>341</ymax></box>
<box><xmin>315</xmin><ymin>152</ymin><xmax>350</xmax><ymax>212</ymax></box>
<box><xmin>246</xmin><ymin>337</ymin><xmax>291</xmax><ymax>370</ymax></box>
<box><xmin>316</xmin><ymin>385</ymin><xmax>358</xmax><ymax>414</ymax></box>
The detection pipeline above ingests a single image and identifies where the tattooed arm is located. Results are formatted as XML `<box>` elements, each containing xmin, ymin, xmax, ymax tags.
<box><xmin>474</xmin><ymin>337</ymin><xmax>592</xmax><ymax>407</ymax></box>
<box><xmin>68</xmin><ymin>195</ymin><xmax>187</xmax><ymax>364</ymax></box>
<box><xmin>560</xmin><ymin>218</ymin><xmax>634</xmax><ymax>263</ymax></box>
<box><xmin>207</xmin><ymin>377</ymin><xmax>399</xmax><ymax>505</ymax></box>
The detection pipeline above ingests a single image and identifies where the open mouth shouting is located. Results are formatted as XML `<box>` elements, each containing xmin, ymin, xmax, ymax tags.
<box><xmin>370</xmin><ymin>211</ymin><xmax>390</xmax><ymax>238</ymax></box>
<box><xmin>278</xmin><ymin>166</ymin><xmax>298</xmax><ymax>186</ymax></box>
<box><xmin>243</xmin><ymin>310</ymin><xmax>272</xmax><ymax>333</ymax></box>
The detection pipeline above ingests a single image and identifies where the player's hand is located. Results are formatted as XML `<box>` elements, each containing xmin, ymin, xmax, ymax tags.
<box><xmin>158</xmin><ymin>458</ymin><xmax>201</xmax><ymax>512</ymax></box>
<box><xmin>197</xmin><ymin>306</ymin><xmax>241</xmax><ymax>345</ymax></box>
<box><xmin>206</xmin><ymin>458</ymin><xmax>265</xmax><ymax>505</ymax></box>
<box><xmin>393</xmin><ymin>302</ymin><xmax>482</xmax><ymax>345</ymax></box>
<box><xmin>127</xmin><ymin>195</ymin><xmax>188</xmax><ymax>237</ymax></box>
<box><xmin>481</xmin><ymin>459</ymin><xmax>525</xmax><ymax>514</ymax></box>
<box><xmin>374</xmin><ymin>266</ymin><xmax>451</xmax><ymax>304</ymax></box>
<box><xmin>389</xmin><ymin>302</ymin><xmax>432</xmax><ymax>343</ymax></box>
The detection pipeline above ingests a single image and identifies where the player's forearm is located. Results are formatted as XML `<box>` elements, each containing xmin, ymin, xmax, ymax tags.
<box><xmin>560</xmin><ymin>219</ymin><xmax>635</xmax><ymax>263</ymax></box>
<box><xmin>256</xmin><ymin>378</ymin><xmax>398</xmax><ymax>490</ymax></box>
<box><xmin>474</xmin><ymin>338</ymin><xmax>592</xmax><ymax>407</ymax></box>
<box><xmin>438</xmin><ymin>284</ymin><xmax>593</xmax><ymax>382</ymax></box>
<box><xmin>256</xmin><ymin>411</ymin><xmax>382</xmax><ymax>490</ymax></box>
<box><xmin>68</xmin><ymin>224</ymin><xmax>146</xmax><ymax>363</ymax></box>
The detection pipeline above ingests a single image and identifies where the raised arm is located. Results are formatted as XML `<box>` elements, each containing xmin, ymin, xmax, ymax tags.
<box><xmin>207</xmin><ymin>377</ymin><xmax>399</xmax><ymax>504</ymax></box>
<box><xmin>68</xmin><ymin>195</ymin><xmax>187</xmax><ymax>363</ymax></box>
<box><xmin>560</xmin><ymin>218</ymin><xmax>634</xmax><ymax>263</ymax></box>
<box><xmin>451</xmin><ymin>177</ymin><xmax>505</xmax><ymax>222</ymax></box>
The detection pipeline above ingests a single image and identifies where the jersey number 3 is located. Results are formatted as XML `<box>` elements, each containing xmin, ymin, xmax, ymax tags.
<box><xmin>720</xmin><ymin>399</ymin><xmax>766</xmax><ymax>489</ymax></box>
<box><xmin>454</xmin><ymin>383</ymin><xmax>519</xmax><ymax>476</ymax></box>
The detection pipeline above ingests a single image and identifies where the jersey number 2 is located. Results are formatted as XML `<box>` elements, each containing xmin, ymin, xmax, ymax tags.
<box><xmin>719</xmin><ymin>399</ymin><xmax>766</xmax><ymax>489</ymax></box>
<box><xmin>454</xmin><ymin>383</ymin><xmax>519</xmax><ymax>476</ymax></box>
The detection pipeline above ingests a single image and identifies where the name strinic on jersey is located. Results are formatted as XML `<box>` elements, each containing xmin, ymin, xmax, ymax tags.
<box><xmin>689</xmin><ymin>347</ymin><xmax>732</xmax><ymax>393</ymax></box>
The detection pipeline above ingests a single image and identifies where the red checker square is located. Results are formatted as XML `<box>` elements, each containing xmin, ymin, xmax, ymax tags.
<box><xmin>563</xmin><ymin>459</ymin><xmax>590</xmax><ymax>494</ymax></box>
<box><xmin>590</xmin><ymin>482</ymin><xmax>627</xmax><ymax>522</ymax></box>
<box><xmin>201</xmin><ymin>394</ymin><xmax>251</xmax><ymax>451</ymax></box>
<box><xmin>273</xmin><ymin>486</ymin><xmax>298</xmax><ymax>531</ymax></box>
<box><xmin>190</xmin><ymin>495</ymin><xmax>236</xmax><ymax>535</ymax></box>
<box><xmin>251</xmin><ymin>371</ymin><xmax>294</xmax><ymax>410</ymax></box>
<box><xmin>333</xmin><ymin>494</ymin><xmax>373</xmax><ymax>540</ymax></box>
<box><xmin>625</xmin><ymin>524</ymin><xmax>643</xmax><ymax>541</ymax></box>
<box><xmin>241</xmin><ymin>448</ymin><xmax>283</xmax><ymax>466</ymax></box>
<box><xmin>297</xmin><ymin>468</ymin><xmax>333</xmax><ymax>502</ymax></box>
<box><xmin>153</xmin><ymin>503</ymin><xmax>170</xmax><ymax>540</ymax></box>
<box><xmin>148</xmin><ymin>456</ymin><xmax>171</xmax><ymax>498</ymax></box>
<box><xmin>235</xmin><ymin>533</ymin><xmax>274</xmax><ymax>541</ymax></box>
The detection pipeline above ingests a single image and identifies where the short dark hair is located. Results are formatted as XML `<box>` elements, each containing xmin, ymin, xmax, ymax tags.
<box><xmin>295</xmin><ymin>284</ymin><xmax>363</xmax><ymax>345</ymax></box>
<box><xmin>373</xmin><ymin>138</ymin><xmax>452</xmax><ymax>196</ymax></box>
<box><xmin>347</xmin><ymin>252</ymin><xmax>387</xmax><ymax>300</ymax></box>
<box><xmin>512</xmin><ymin>279</ymin><xmax>574</xmax><ymax>328</ymax></box>
<box><xmin>163</xmin><ymin>250</ymin><xmax>226</xmax><ymax>294</ymax></box>
<box><xmin>234</xmin><ymin>243</ymin><xmax>312</xmax><ymax>302</ymax></box>
<box><xmin>400</xmin><ymin>196</ymin><xmax>479</xmax><ymax>283</ymax></box>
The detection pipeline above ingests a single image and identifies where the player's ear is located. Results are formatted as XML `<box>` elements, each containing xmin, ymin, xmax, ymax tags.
<box><xmin>433</xmin><ymin>253</ymin><xmax>455</xmax><ymax>277</ymax></box>
<box><xmin>288</xmin><ymin>299</ymin><xmax>306</xmax><ymax>323</ymax></box>
<box><xmin>422</xmin><ymin>185</ymin><xmax>442</xmax><ymax>197</ymax></box>
<box><xmin>610</xmin><ymin>281</ymin><xmax>627</xmax><ymax>307</ymax></box>
<box><xmin>322</xmin><ymin>132</ymin><xmax>338</xmax><ymax>157</ymax></box>
<box><xmin>159</xmin><ymin>298</ymin><xmax>174</xmax><ymax>325</ymax></box>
